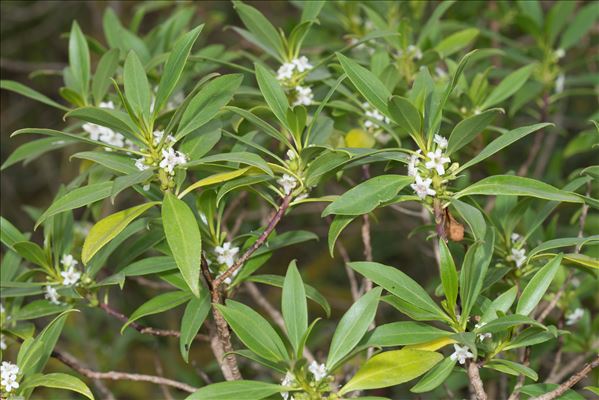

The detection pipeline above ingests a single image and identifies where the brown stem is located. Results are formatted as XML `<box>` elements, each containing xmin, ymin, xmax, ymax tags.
<box><xmin>433</xmin><ymin>199</ymin><xmax>447</xmax><ymax>240</ymax></box>
<box><xmin>545</xmin><ymin>340</ymin><xmax>599</xmax><ymax>384</ymax></box>
<box><xmin>52</xmin><ymin>349</ymin><xmax>197</xmax><ymax>393</ymax></box>
<box><xmin>532</xmin><ymin>355</ymin><xmax>599</xmax><ymax>400</ymax></box>
<box><xmin>467</xmin><ymin>361</ymin><xmax>488</xmax><ymax>400</ymax></box>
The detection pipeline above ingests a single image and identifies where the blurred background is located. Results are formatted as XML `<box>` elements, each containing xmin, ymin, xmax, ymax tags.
<box><xmin>1</xmin><ymin>1</ymin><xmax>598</xmax><ymax>399</ymax></box>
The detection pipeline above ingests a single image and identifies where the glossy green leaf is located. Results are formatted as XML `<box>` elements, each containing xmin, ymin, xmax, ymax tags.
<box><xmin>322</xmin><ymin>175</ymin><xmax>412</xmax><ymax>216</ymax></box>
<box><xmin>186</xmin><ymin>380</ymin><xmax>285</xmax><ymax>400</ymax></box>
<box><xmin>516</xmin><ymin>255</ymin><xmax>563</xmax><ymax>316</ymax></box>
<box><xmin>410</xmin><ymin>356</ymin><xmax>456</xmax><ymax>393</ymax></box>
<box><xmin>439</xmin><ymin>241</ymin><xmax>458</xmax><ymax>313</ymax></box>
<box><xmin>480</xmin><ymin>64</ymin><xmax>535</xmax><ymax>109</ymax></box>
<box><xmin>481</xmin><ymin>286</ymin><xmax>518</xmax><ymax>323</ymax></box>
<box><xmin>92</xmin><ymin>48</ymin><xmax>119</xmax><ymax>105</ymax></box>
<box><xmin>435</xmin><ymin>28</ymin><xmax>479</xmax><ymax>57</ymax></box>
<box><xmin>36</xmin><ymin>181</ymin><xmax>113</xmax><ymax>229</ymax></box>
<box><xmin>68</xmin><ymin>21</ymin><xmax>90</xmax><ymax>98</ymax></box>
<box><xmin>215</xmin><ymin>300</ymin><xmax>289</xmax><ymax>363</ymax></box>
<box><xmin>326</xmin><ymin>287</ymin><xmax>382</xmax><ymax>370</ymax></box>
<box><xmin>339</xmin><ymin>349</ymin><xmax>443</xmax><ymax>395</ymax></box>
<box><xmin>162</xmin><ymin>192</ymin><xmax>202</xmax><ymax>296</ymax></box>
<box><xmin>124</xmin><ymin>50</ymin><xmax>151</xmax><ymax>119</ymax></box>
<box><xmin>233</xmin><ymin>1</ymin><xmax>285</xmax><ymax>60</ymax></box>
<box><xmin>1</xmin><ymin>137</ymin><xmax>78</xmax><ymax>171</ymax></box>
<box><xmin>388</xmin><ymin>96</ymin><xmax>424</xmax><ymax>148</ymax></box>
<box><xmin>178</xmin><ymin>168</ymin><xmax>251</xmax><ymax>199</ymax></box>
<box><xmin>187</xmin><ymin>152</ymin><xmax>273</xmax><ymax>176</ymax></box>
<box><xmin>485</xmin><ymin>359</ymin><xmax>538</xmax><ymax>381</ymax></box>
<box><xmin>22</xmin><ymin>373</ymin><xmax>94</xmax><ymax>400</ymax></box>
<box><xmin>282</xmin><ymin>260</ymin><xmax>308</xmax><ymax>353</ymax></box>
<box><xmin>447</xmin><ymin>108</ymin><xmax>502</xmax><ymax>155</ymax></box>
<box><xmin>180</xmin><ymin>290</ymin><xmax>211</xmax><ymax>363</ymax></box>
<box><xmin>66</xmin><ymin>106</ymin><xmax>139</xmax><ymax>137</ymax></box>
<box><xmin>121</xmin><ymin>291</ymin><xmax>192</xmax><ymax>333</ymax></box>
<box><xmin>13</xmin><ymin>242</ymin><xmax>50</xmax><ymax>269</ymax></box>
<box><xmin>254</xmin><ymin>63</ymin><xmax>289</xmax><ymax>130</ymax></box>
<box><xmin>459</xmin><ymin>229</ymin><xmax>494</xmax><ymax>319</ymax></box>
<box><xmin>451</xmin><ymin>199</ymin><xmax>486</xmax><ymax>241</ymax></box>
<box><xmin>364</xmin><ymin>322</ymin><xmax>452</xmax><ymax>347</ymax></box>
<box><xmin>328</xmin><ymin>214</ymin><xmax>356</xmax><ymax>256</ymax></box>
<box><xmin>476</xmin><ymin>314</ymin><xmax>546</xmax><ymax>333</ymax></box>
<box><xmin>0</xmin><ymin>80</ymin><xmax>69</xmax><ymax>111</ymax></box>
<box><xmin>560</xmin><ymin>3</ymin><xmax>599</xmax><ymax>50</ymax></box>
<box><xmin>119</xmin><ymin>256</ymin><xmax>178</xmax><ymax>277</ymax></box>
<box><xmin>82</xmin><ymin>202</ymin><xmax>158</xmax><ymax>264</ymax></box>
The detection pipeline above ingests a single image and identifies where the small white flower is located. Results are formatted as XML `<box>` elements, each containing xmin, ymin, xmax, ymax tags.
<box><xmin>425</xmin><ymin>149</ymin><xmax>451</xmax><ymax>175</ymax></box>
<box><xmin>286</xmin><ymin>149</ymin><xmax>296</xmax><ymax>160</ymax></box>
<box><xmin>199</xmin><ymin>213</ymin><xmax>208</xmax><ymax>225</ymax></box>
<box><xmin>363</xmin><ymin>102</ymin><xmax>390</xmax><ymax>130</ymax></box>
<box><xmin>0</xmin><ymin>304</ymin><xmax>4</xmax><ymax>314</ymax></box>
<box><xmin>511</xmin><ymin>233</ymin><xmax>521</xmax><ymax>243</ymax></box>
<box><xmin>434</xmin><ymin>135</ymin><xmax>448</xmax><ymax>149</ymax></box>
<box><xmin>510</xmin><ymin>247</ymin><xmax>527</xmax><ymax>268</ymax></box>
<box><xmin>152</xmin><ymin>130</ymin><xmax>175</xmax><ymax>146</ymax></box>
<box><xmin>308</xmin><ymin>361</ymin><xmax>328</xmax><ymax>382</ymax></box>
<box><xmin>554</xmin><ymin>48</ymin><xmax>565</xmax><ymax>59</ymax></box>
<box><xmin>135</xmin><ymin>157</ymin><xmax>149</xmax><ymax>171</ymax></box>
<box><xmin>0</xmin><ymin>361</ymin><xmax>20</xmax><ymax>393</ymax></box>
<box><xmin>293</xmin><ymin>85</ymin><xmax>313</xmax><ymax>106</ymax></box>
<box><xmin>99</xmin><ymin>101</ymin><xmax>115</xmax><ymax>109</ymax></box>
<box><xmin>410</xmin><ymin>174</ymin><xmax>436</xmax><ymax>200</ymax></box>
<box><xmin>143</xmin><ymin>184</ymin><xmax>151</xmax><ymax>191</ymax></box>
<box><xmin>0</xmin><ymin>334</ymin><xmax>6</xmax><ymax>350</ymax></box>
<box><xmin>277</xmin><ymin>174</ymin><xmax>297</xmax><ymax>195</ymax></box>
<box><xmin>474</xmin><ymin>322</ymin><xmax>492</xmax><ymax>341</ymax></box>
<box><xmin>407</xmin><ymin>44</ymin><xmax>423</xmax><ymax>60</ymax></box>
<box><xmin>215</xmin><ymin>242</ymin><xmax>239</xmax><ymax>268</ymax></box>
<box><xmin>277</xmin><ymin>62</ymin><xmax>296</xmax><ymax>81</ymax></box>
<box><xmin>159</xmin><ymin>147</ymin><xmax>187</xmax><ymax>175</ymax></box>
<box><xmin>44</xmin><ymin>285</ymin><xmax>61</xmax><ymax>305</ymax></box>
<box><xmin>407</xmin><ymin>150</ymin><xmax>422</xmax><ymax>177</ymax></box>
<box><xmin>555</xmin><ymin>73</ymin><xmax>565</xmax><ymax>94</ymax></box>
<box><xmin>281</xmin><ymin>372</ymin><xmax>295</xmax><ymax>400</ymax></box>
<box><xmin>565</xmin><ymin>308</ymin><xmax>584</xmax><ymax>326</ymax></box>
<box><xmin>435</xmin><ymin>67</ymin><xmax>448</xmax><ymax>78</ymax></box>
<box><xmin>61</xmin><ymin>266</ymin><xmax>81</xmax><ymax>286</ymax></box>
<box><xmin>450</xmin><ymin>344</ymin><xmax>474</xmax><ymax>364</ymax></box>
<box><xmin>292</xmin><ymin>56</ymin><xmax>312</xmax><ymax>73</ymax></box>
<box><xmin>166</xmin><ymin>91</ymin><xmax>185</xmax><ymax>111</ymax></box>
<box><xmin>61</xmin><ymin>254</ymin><xmax>78</xmax><ymax>269</ymax></box>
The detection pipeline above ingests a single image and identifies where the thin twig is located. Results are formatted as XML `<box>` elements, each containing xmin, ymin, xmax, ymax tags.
<box><xmin>52</xmin><ymin>349</ymin><xmax>197</xmax><ymax>393</ymax></box>
<box><xmin>467</xmin><ymin>361</ymin><xmax>487</xmax><ymax>400</ymax></box>
<box><xmin>531</xmin><ymin>355</ymin><xmax>599</xmax><ymax>400</ymax></box>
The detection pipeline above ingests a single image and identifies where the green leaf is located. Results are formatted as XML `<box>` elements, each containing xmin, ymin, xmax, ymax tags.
<box><xmin>119</xmin><ymin>256</ymin><xmax>177</xmax><ymax>277</ymax></box>
<box><xmin>455</xmin><ymin>175</ymin><xmax>582</xmax><ymax>203</ymax></box>
<box><xmin>364</xmin><ymin>322</ymin><xmax>453</xmax><ymax>348</ymax></box>
<box><xmin>481</xmin><ymin>286</ymin><xmax>518</xmax><ymax>323</ymax></box>
<box><xmin>233</xmin><ymin>1</ymin><xmax>285</xmax><ymax>60</ymax></box>
<box><xmin>349</xmin><ymin>262</ymin><xmax>449</xmax><ymax>322</ymax></box>
<box><xmin>459</xmin><ymin>229</ymin><xmax>494</xmax><ymax>319</ymax></box>
<box><xmin>178</xmin><ymin>168</ymin><xmax>251</xmax><ymax>199</ymax></box>
<box><xmin>187</xmin><ymin>152</ymin><xmax>273</xmax><ymax>176</ymax></box>
<box><xmin>69</xmin><ymin>21</ymin><xmax>91</xmax><ymax>98</ymax></box>
<box><xmin>1</xmin><ymin>137</ymin><xmax>78</xmax><ymax>171</ymax></box>
<box><xmin>560</xmin><ymin>3</ymin><xmax>599</xmax><ymax>50</ymax></box>
<box><xmin>13</xmin><ymin>242</ymin><xmax>50</xmax><ymax>269</ymax></box>
<box><xmin>254</xmin><ymin>63</ymin><xmax>289</xmax><ymax>130</ymax></box>
<box><xmin>301</xmin><ymin>1</ymin><xmax>325</xmax><ymax>22</ymax></box>
<box><xmin>66</xmin><ymin>106</ymin><xmax>139</xmax><ymax>137</ymax></box>
<box><xmin>215</xmin><ymin>300</ymin><xmax>289</xmax><ymax>363</ymax></box>
<box><xmin>328</xmin><ymin>215</ymin><xmax>357</xmax><ymax>256</ymax></box>
<box><xmin>0</xmin><ymin>80</ymin><xmax>69</xmax><ymax>111</ymax></box>
<box><xmin>111</xmin><ymin>169</ymin><xmax>154</xmax><ymax>201</ymax></box>
<box><xmin>521</xmin><ymin>384</ymin><xmax>584</xmax><ymax>400</ymax></box>
<box><xmin>246</xmin><ymin>275</ymin><xmax>330</xmax><ymax>317</ymax></box>
<box><xmin>516</xmin><ymin>255</ymin><xmax>563</xmax><ymax>316</ymax></box>
<box><xmin>447</xmin><ymin>109</ymin><xmax>502</xmax><ymax>155</ymax></box>
<box><xmin>282</xmin><ymin>260</ymin><xmax>308</xmax><ymax>353</ymax></box>
<box><xmin>504</xmin><ymin>327</ymin><xmax>556</xmax><ymax>350</ymax></box>
<box><xmin>457</xmin><ymin>123</ymin><xmax>551</xmax><ymax>172</ymax></box>
<box><xmin>485</xmin><ymin>359</ymin><xmax>538</xmax><ymax>381</ymax></box>
<box><xmin>326</xmin><ymin>287</ymin><xmax>382</xmax><ymax>370</ymax></box>
<box><xmin>434</xmin><ymin>28</ymin><xmax>479</xmax><ymax>57</ymax></box>
<box><xmin>186</xmin><ymin>380</ymin><xmax>285</xmax><ymax>400</ymax></box>
<box><xmin>388</xmin><ymin>96</ymin><xmax>424</xmax><ymax>148</ymax></box>
<box><xmin>528</xmin><ymin>236</ymin><xmax>599</xmax><ymax>260</ymax></box>
<box><xmin>124</xmin><ymin>50</ymin><xmax>151</xmax><ymax>120</ymax></box>
<box><xmin>336</xmin><ymin>52</ymin><xmax>391</xmax><ymax>116</ymax></box>
<box><xmin>0</xmin><ymin>217</ymin><xmax>26</xmax><ymax>250</ymax></box>
<box><xmin>154</xmin><ymin>25</ymin><xmax>204</xmax><ymax>114</ymax></box>
<box><xmin>13</xmin><ymin>300</ymin><xmax>69</xmax><ymax>321</ymax></box>
<box><xmin>322</xmin><ymin>175</ymin><xmax>412</xmax><ymax>216</ymax></box>
<box><xmin>410</xmin><ymin>356</ymin><xmax>456</xmax><ymax>393</ymax></box>
<box><xmin>476</xmin><ymin>314</ymin><xmax>546</xmax><ymax>333</ymax></box>
<box><xmin>72</xmin><ymin>151</ymin><xmax>138</xmax><ymax>174</ymax></box>
<box><xmin>439</xmin><ymin>241</ymin><xmax>458</xmax><ymax>314</ymax></box>
<box><xmin>162</xmin><ymin>193</ymin><xmax>202</xmax><ymax>296</ymax></box>
<box><xmin>121</xmin><ymin>291</ymin><xmax>192</xmax><ymax>333</ymax></box>
<box><xmin>451</xmin><ymin>199</ymin><xmax>486</xmax><ymax>241</ymax></box>
<box><xmin>177</xmin><ymin>74</ymin><xmax>243</xmax><ymax>138</ymax></box>
<box><xmin>480</xmin><ymin>64</ymin><xmax>535</xmax><ymax>110</ymax></box>
<box><xmin>92</xmin><ymin>48</ymin><xmax>120</xmax><ymax>105</ymax></box>
<box><xmin>82</xmin><ymin>202</ymin><xmax>158</xmax><ymax>264</ymax></box>
<box><xmin>180</xmin><ymin>291</ymin><xmax>211</xmax><ymax>363</ymax></box>
<box><xmin>36</xmin><ymin>182</ymin><xmax>113</xmax><ymax>229</ymax></box>
<box><xmin>22</xmin><ymin>373</ymin><xmax>94</xmax><ymax>400</ymax></box>
<box><xmin>339</xmin><ymin>349</ymin><xmax>443</xmax><ymax>395</ymax></box>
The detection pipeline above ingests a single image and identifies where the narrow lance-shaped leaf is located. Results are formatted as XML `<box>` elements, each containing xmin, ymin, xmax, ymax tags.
<box><xmin>124</xmin><ymin>50</ymin><xmax>152</xmax><ymax>121</ymax></box>
<box><xmin>282</xmin><ymin>260</ymin><xmax>308</xmax><ymax>353</ymax></box>
<box><xmin>516</xmin><ymin>254</ymin><xmax>563</xmax><ymax>316</ymax></box>
<box><xmin>186</xmin><ymin>380</ymin><xmax>285</xmax><ymax>400</ymax></box>
<box><xmin>162</xmin><ymin>192</ymin><xmax>202</xmax><ymax>297</ymax></box>
<box><xmin>447</xmin><ymin>108</ymin><xmax>503</xmax><ymax>155</ymax></box>
<box><xmin>21</xmin><ymin>373</ymin><xmax>94</xmax><ymax>400</ymax></box>
<box><xmin>69</xmin><ymin>21</ymin><xmax>90</xmax><ymax>99</ymax></box>
<box><xmin>233</xmin><ymin>1</ymin><xmax>285</xmax><ymax>60</ymax></box>
<box><xmin>254</xmin><ymin>63</ymin><xmax>290</xmax><ymax>131</ymax></box>
<box><xmin>459</xmin><ymin>229</ymin><xmax>494</xmax><ymax>320</ymax></box>
<box><xmin>0</xmin><ymin>80</ymin><xmax>69</xmax><ymax>111</ymax></box>
<box><xmin>180</xmin><ymin>291</ymin><xmax>211</xmax><ymax>363</ymax></box>
<box><xmin>92</xmin><ymin>48</ymin><xmax>120</xmax><ymax>105</ymax></box>
<box><xmin>121</xmin><ymin>291</ymin><xmax>192</xmax><ymax>333</ymax></box>
<box><xmin>82</xmin><ymin>202</ymin><xmax>158</xmax><ymax>264</ymax></box>
<box><xmin>439</xmin><ymin>241</ymin><xmax>458</xmax><ymax>315</ymax></box>
<box><xmin>480</xmin><ymin>64</ymin><xmax>536</xmax><ymax>110</ymax></box>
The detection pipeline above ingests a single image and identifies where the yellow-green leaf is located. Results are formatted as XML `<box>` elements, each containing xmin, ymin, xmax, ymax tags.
<box><xmin>178</xmin><ymin>167</ymin><xmax>251</xmax><ymax>199</ymax></box>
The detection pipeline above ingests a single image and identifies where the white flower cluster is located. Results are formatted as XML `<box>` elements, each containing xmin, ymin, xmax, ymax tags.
<box><xmin>136</xmin><ymin>146</ymin><xmax>188</xmax><ymax>175</ymax></box>
<box><xmin>362</xmin><ymin>102</ymin><xmax>390</xmax><ymax>131</ymax></box>
<box><xmin>0</xmin><ymin>334</ymin><xmax>6</xmax><ymax>351</ymax></box>
<box><xmin>60</xmin><ymin>254</ymin><xmax>81</xmax><ymax>286</ymax></box>
<box><xmin>152</xmin><ymin>130</ymin><xmax>175</xmax><ymax>146</ymax></box>
<box><xmin>0</xmin><ymin>361</ymin><xmax>19</xmax><ymax>393</ymax></box>
<box><xmin>44</xmin><ymin>285</ymin><xmax>61</xmax><ymax>305</ymax></box>
<box><xmin>397</xmin><ymin>44</ymin><xmax>423</xmax><ymax>60</ymax></box>
<box><xmin>276</xmin><ymin>56</ymin><xmax>314</xmax><ymax>107</ymax></box>
<box><xmin>566</xmin><ymin>308</ymin><xmax>584</xmax><ymax>326</ymax></box>
<box><xmin>281</xmin><ymin>372</ymin><xmax>295</xmax><ymax>400</ymax></box>
<box><xmin>308</xmin><ymin>361</ymin><xmax>328</xmax><ymax>382</ymax></box>
<box><xmin>83</xmin><ymin>101</ymin><xmax>136</xmax><ymax>151</ymax></box>
<box><xmin>408</xmin><ymin>135</ymin><xmax>451</xmax><ymax>200</ymax></box>
<box><xmin>474</xmin><ymin>322</ymin><xmax>492</xmax><ymax>341</ymax></box>
<box><xmin>214</xmin><ymin>242</ymin><xmax>240</xmax><ymax>285</ymax></box>
<box><xmin>509</xmin><ymin>233</ymin><xmax>527</xmax><ymax>268</ymax></box>
<box><xmin>450</xmin><ymin>344</ymin><xmax>474</xmax><ymax>364</ymax></box>
<box><xmin>277</xmin><ymin>174</ymin><xmax>298</xmax><ymax>196</ymax></box>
